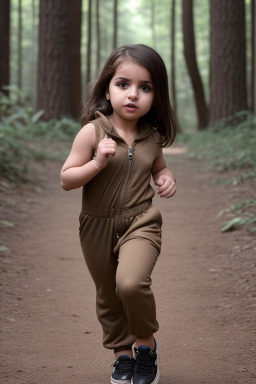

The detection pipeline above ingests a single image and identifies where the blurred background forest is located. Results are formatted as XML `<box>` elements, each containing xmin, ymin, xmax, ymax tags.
<box><xmin>0</xmin><ymin>0</ymin><xmax>256</xmax><ymax>194</ymax></box>
<box><xmin>1</xmin><ymin>4</ymin><xmax>256</xmax><ymax>380</ymax></box>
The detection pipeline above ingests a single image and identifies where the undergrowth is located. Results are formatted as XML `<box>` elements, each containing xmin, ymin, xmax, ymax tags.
<box><xmin>177</xmin><ymin>110</ymin><xmax>256</xmax><ymax>232</ymax></box>
<box><xmin>0</xmin><ymin>87</ymin><xmax>79</xmax><ymax>181</ymax></box>
<box><xmin>179</xmin><ymin>110</ymin><xmax>256</xmax><ymax>172</ymax></box>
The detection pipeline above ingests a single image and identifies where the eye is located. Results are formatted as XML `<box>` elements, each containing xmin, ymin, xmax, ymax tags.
<box><xmin>117</xmin><ymin>81</ymin><xmax>128</xmax><ymax>89</ymax></box>
<box><xmin>140</xmin><ymin>84</ymin><xmax>151</xmax><ymax>92</ymax></box>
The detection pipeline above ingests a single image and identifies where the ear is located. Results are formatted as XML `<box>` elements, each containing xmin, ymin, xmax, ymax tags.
<box><xmin>105</xmin><ymin>87</ymin><xmax>110</xmax><ymax>100</ymax></box>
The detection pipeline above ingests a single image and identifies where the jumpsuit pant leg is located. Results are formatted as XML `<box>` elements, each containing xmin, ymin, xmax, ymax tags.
<box><xmin>79</xmin><ymin>214</ymin><xmax>135</xmax><ymax>350</ymax></box>
<box><xmin>116</xmin><ymin>238</ymin><xmax>159</xmax><ymax>338</ymax></box>
<box><xmin>79</xmin><ymin>204</ymin><xmax>162</xmax><ymax>351</ymax></box>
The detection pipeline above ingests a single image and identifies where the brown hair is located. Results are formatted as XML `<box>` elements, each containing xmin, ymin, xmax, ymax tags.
<box><xmin>81</xmin><ymin>44</ymin><xmax>177</xmax><ymax>147</ymax></box>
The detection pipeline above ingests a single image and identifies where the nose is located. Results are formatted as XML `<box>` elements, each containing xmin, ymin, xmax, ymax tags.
<box><xmin>128</xmin><ymin>86</ymin><xmax>138</xmax><ymax>101</ymax></box>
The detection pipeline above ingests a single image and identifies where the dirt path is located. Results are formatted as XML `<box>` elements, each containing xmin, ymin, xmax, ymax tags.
<box><xmin>1</xmin><ymin>151</ymin><xmax>255</xmax><ymax>384</ymax></box>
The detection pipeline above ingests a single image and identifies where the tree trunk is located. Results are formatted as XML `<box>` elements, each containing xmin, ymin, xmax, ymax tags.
<box><xmin>182</xmin><ymin>0</ymin><xmax>209</xmax><ymax>129</ymax></box>
<box><xmin>96</xmin><ymin>0</ymin><xmax>101</xmax><ymax>72</ymax></box>
<box><xmin>37</xmin><ymin>0</ymin><xmax>70</xmax><ymax>120</ymax></box>
<box><xmin>251</xmin><ymin>0</ymin><xmax>255</xmax><ymax>112</ymax></box>
<box><xmin>18</xmin><ymin>0</ymin><xmax>22</xmax><ymax>91</ymax></box>
<box><xmin>68</xmin><ymin>0</ymin><xmax>82</xmax><ymax>119</ymax></box>
<box><xmin>151</xmin><ymin>0</ymin><xmax>157</xmax><ymax>47</ymax></box>
<box><xmin>210</xmin><ymin>0</ymin><xmax>247</xmax><ymax>124</ymax></box>
<box><xmin>170</xmin><ymin>0</ymin><xmax>180</xmax><ymax>131</ymax></box>
<box><xmin>0</xmin><ymin>0</ymin><xmax>10</xmax><ymax>96</ymax></box>
<box><xmin>113</xmin><ymin>0</ymin><xmax>118</xmax><ymax>49</ymax></box>
<box><xmin>86</xmin><ymin>0</ymin><xmax>92</xmax><ymax>85</ymax></box>
<box><xmin>30</xmin><ymin>0</ymin><xmax>37</xmax><ymax>107</ymax></box>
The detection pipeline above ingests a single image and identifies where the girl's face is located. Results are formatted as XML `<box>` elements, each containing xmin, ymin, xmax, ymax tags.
<box><xmin>106</xmin><ymin>59</ymin><xmax>154</xmax><ymax>124</ymax></box>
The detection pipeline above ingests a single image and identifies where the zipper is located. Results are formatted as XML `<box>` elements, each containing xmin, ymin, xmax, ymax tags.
<box><xmin>128</xmin><ymin>145</ymin><xmax>133</xmax><ymax>160</ymax></box>
<box><xmin>118</xmin><ymin>145</ymin><xmax>133</xmax><ymax>203</ymax></box>
<box><xmin>116</xmin><ymin>145</ymin><xmax>133</xmax><ymax>210</ymax></box>
<box><xmin>115</xmin><ymin>145</ymin><xmax>134</xmax><ymax>241</ymax></box>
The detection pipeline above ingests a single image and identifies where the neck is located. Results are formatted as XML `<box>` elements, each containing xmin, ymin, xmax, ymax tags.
<box><xmin>110</xmin><ymin>115</ymin><xmax>139</xmax><ymax>146</ymax></box>
<box><xmin>110</xmin><ymin>115</ymin><xmax>139</xmax><ymax>133</ymax></box>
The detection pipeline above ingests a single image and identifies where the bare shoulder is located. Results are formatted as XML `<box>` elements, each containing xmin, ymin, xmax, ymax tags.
<box><xmin>61</xmin><ymin>123</ymin><xmax>96</xmax><ymax>171</ymax></box>
<box><xmin>81</xmin><ymin>122</ymin><xmax>96</xmax><ymax>134</ymax></box>
<box><xmin>76</xmin><ymin>122</ymin><xmax>96</xmax><ymax>145</ymax></box>
<box><xmin>70</xmin><ymin>122</ymin><xmax>96</xmax><ymax>152</ymax></box>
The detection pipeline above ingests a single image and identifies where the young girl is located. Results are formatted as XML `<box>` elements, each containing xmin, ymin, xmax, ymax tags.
<box><xmin>61</xmin><ymin>44</ymin><xmax>177</xmax><ymax>384</ymax></box>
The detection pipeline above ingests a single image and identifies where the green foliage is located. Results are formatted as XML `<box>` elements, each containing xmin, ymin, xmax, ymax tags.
<box><xmin>212</xmin><ymin>172</ymin><xmax>256</xmax><ymax>186</ymax></box>
<box><xmin>221</xmin><ymin>217</ymin><xmax>256</xmax><ymax>232</ymax></box>
<box><xmin>229</xmin><ymin>198</ymin><xmax>256</xmax><ymax>213</ymax></box>
<box><xmin>184</xmin><ymin>111</ymin><xmax>256</xmax><ymax>171</ymax></box>
<box><xmin>0</xmin><ymin>245</ymin><xmax>10</xmax><ymax>252</ymax></box>
<box><xmin>178</xmin><ymin>111</ymin><xmax>256</xmax><ymax>232</ymax></box>
<box><xmin>221</xmin><ymin>198</ymin><xmax>256</xmax><ymax>233</ymax></box>
<box><xmin>0</xmin><ymin>220</ymin><xmax>15</xmax><ymax>228</ymax></box>
<box><xmin>0</xmin><ymin>89</ymin><xmax>79</xmax><ymax>182</ymax></box>
<box><xmin>221</xmin><ymin>217</ymin><xmax>249</xmax><ymax>232</ymax></box>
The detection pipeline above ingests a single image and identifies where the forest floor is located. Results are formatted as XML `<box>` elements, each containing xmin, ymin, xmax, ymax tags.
<box><xmin>1</xmin><ymin>145</ymin><xmax>256</xmax><ymax>384</ymax></box>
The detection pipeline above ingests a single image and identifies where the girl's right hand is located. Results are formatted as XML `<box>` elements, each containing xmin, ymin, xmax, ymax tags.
<box><xmin>61</xmin><ymin>124</ymin><xmax>116</xmax><ymax>191</ymax></box>
<box><xmin>94</xmin><ymin>137</ymin><xmax>117</xmax><ymax>169</ymax></box>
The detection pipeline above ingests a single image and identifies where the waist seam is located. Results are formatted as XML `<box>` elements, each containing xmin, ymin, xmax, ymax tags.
<box><xmin>81</xmin><ymin>200</ymin><xmax>152</xmax><ymax>219</ymax></box>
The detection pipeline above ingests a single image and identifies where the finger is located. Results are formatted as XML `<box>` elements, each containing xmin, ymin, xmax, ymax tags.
<box><xmin>101</xmin><ymin>139</ymin><xmax>114</xmax><ymax>146</ymax></box>
<box><xmin>103</xmin><ymin>138</ymin><xmax>117</xmax><ymax>147</ymax></box>
<box><xmin>157</xmin><ymin>180</ymin><xmax>171</xmax><ymax>193</ymax></box>
<box><xmin>154</xmin><ymin>179</ymin><xmax>162</xmax><ymax>186</ymax></box>
<box><xmin>165</xmin><ymin>187</ymin><xmax>177</xmax><ymax>198</ymax></box>
<box><xmin>159</xmin><ymin>184</ymin><xmax>176</xmax><ymax>198</ymax></box>
<box><xmin>100</xmin><ymin>141</ymin><xmax>117</xmax><ymax>151</ymax></box>
<box><xmin>154</xmin><ymin>176</ymin><xmax>166</xmax><ymax>186</ymax></box>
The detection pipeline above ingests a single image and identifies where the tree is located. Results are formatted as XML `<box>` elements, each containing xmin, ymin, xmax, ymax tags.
<box><xmin>113</xmin><ymin>0</ymin><xmax>118</xmax><ymax>49</ymax></box>
<box><xmin>151</xmin><ymin>0</ymin><xmax>157</xmax><ymax>47</ymax></box>
<box><xmin>0</xmin><ymin>0</ymin><xmax>10</xmax><ymax>95</ymax></box>
<box><xmin>30</xmin><ymin>0</ymin><xmax>37</xmax><ymax>106</ymax></box>
<box><xmin>37</xmin><ymin>0</ymin><xmax>70</xmax><ymax>120</ymax></box>
<box><xmin>86</xmin><ymin>0</ymin><xmax>92</xmax><ymax>85</ymax></box>
<box><xmin>182</xmin><ymin>0</ymin><xmax>209</xmax><ymax>129</ymax></box>
<box><xmin>251</xmin><ymin>0</ymin><xmax>255</xmax><ymax>112</ymax></box>
<box><xmin>210</xmin><ymin>0</ymin><xmax>247</xmax><ymax>124</ymax></box>
<box><xmin>18</xmin><ymin>0</ymin><xmax>22</xmax><ymax>91</ymax></box>
<box><xmin>96</xmin><ymin>0</ymin><xmax>101</xmax><ymax>72</ymax></box>
<box><xmin>68</xmin><ymin>0</ymin><xmax>82</xmax><ymax>118</ymax></box>
<box><xmin>170</xmin><ymin>0</ymin><xmax>180</xmax><ymax>131</ymax></box>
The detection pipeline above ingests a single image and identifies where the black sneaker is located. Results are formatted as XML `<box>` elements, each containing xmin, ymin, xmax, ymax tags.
<box><xmin>111</xmin><ymin>355</ymin><xmax>134</xmax><ymax>384</ymax></box>
<box><xmin>132</xmin><ymin>341</ymin><xmax>159</xmax><ymax>384</ymax></box>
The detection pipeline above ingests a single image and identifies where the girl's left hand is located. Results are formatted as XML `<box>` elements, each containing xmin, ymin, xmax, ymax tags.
<box><xmin>154</xmin><ymin>175</ymin><xmax>176</xmax><ymax>198</ymax></box>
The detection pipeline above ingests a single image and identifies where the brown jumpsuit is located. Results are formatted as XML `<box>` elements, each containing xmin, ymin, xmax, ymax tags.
<box><xmin>79</xmin><ymin>111</ymin><xmax>162</xmax><ymax>351</ymax></box>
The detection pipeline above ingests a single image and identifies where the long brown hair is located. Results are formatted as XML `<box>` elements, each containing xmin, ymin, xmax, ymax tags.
<box><xmin>81</xmin><ymin>44</ymin><xmax>177</xmax><ymax>147</ymax></box>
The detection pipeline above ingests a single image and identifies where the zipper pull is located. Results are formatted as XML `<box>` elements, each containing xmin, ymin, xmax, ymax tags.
<box><xmin>128</xmin><ymin>146</ymin><xmax>133</xmax><ymax>160</ymax></box>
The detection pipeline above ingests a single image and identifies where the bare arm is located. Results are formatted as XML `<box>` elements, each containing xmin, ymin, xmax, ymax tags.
<box><xmin>152</xmin><ymin>149</ymin><xmax>176</xmax><ymax>198</ymax></box>
<box><xmin>60</xmin><ymin>123</ymin><xmax>116</xmax><ymax>191</ymax></box>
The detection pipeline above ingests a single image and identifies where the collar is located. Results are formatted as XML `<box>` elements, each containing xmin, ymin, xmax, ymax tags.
<box><xmin>94</xmin><ymin>111</ymin><xmax>154</xmax><ymax>142</ymax></box>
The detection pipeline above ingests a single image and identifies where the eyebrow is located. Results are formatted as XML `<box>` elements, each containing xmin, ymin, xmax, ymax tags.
<box><xmin>114</xmin><ymin>76</ymin><xmax>153</xmax><ymax>84</ymax></box>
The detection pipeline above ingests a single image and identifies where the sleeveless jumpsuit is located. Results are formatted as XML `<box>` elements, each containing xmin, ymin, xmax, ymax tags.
<box><xmin>79</xmin><ymin>111</ymin><xmax>163</xmax><ymax>351</ymax></box>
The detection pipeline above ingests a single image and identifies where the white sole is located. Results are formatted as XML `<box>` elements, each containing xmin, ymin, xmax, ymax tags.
<box><xmin>111</xmin><ymin>378</ymin><xmax>131</xmax><ymax>384</ymax></box>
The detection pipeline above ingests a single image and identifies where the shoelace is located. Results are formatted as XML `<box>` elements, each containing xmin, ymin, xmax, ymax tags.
<box><xmin>113</xmin><ymin>358</ymin><xmax>133</xmax><ymax>373</ymax></box>
<box><xmin>135</xmin><ymin>350</ymin><xmax>155</xmax><ymax>376</ymax></box>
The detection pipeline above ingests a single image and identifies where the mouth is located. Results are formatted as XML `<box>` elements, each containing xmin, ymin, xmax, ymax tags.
<box><xmin>125</xmin><ymin>103</ymin><xmax>137</xmax><ymax>111</ymax></box>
